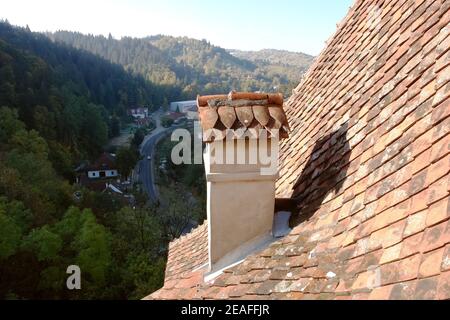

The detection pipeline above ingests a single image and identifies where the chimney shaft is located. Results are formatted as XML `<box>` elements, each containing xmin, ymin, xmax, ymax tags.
<box><xmin>204</xmin><ymin>139</ymin><xmax>279</xmax><ymax>271</ymax></box>
<box><xmin>197</xmin><ymin>92</ymin><xmax>289</xmax><ymax>273</ymax></box>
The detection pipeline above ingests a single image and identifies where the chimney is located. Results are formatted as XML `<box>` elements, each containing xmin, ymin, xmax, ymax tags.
<box><xmin>197</xmin><ymin>91</ymin><xmax>289</xmax><ymax>273</ymax></box>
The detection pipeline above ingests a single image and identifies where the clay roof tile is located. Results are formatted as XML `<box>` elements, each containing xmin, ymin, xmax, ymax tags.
<box><xmin>147</xmin><ymin>0</ymin><xmax>450</xmax><ymax>300</ymax></box>
<box><xmin>197</xmin><ymin>91</ymin><xmax>289</xmax><ymax>142</ymax></box>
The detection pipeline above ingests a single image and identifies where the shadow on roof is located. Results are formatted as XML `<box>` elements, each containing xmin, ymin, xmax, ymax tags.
<box><xmin>289</xmin><ymin>121</ymin><xmax>351</xmax><ymax>227</ymax></box>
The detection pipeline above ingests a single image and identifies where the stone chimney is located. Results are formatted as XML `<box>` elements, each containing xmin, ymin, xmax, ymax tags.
<box><xmin>197</xmin><ymin>91</ymin><xmax>289</xmax><ymax>273</ymax></box>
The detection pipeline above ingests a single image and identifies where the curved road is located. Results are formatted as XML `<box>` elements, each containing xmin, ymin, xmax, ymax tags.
<box><xmin>139</xmin><ymin>130</ymin><xmax>170</xmax><ymax>202</ymax></box>
<box><xmin>137</xmin><ymin>111</ymin><xmax>183</xmax><ymax>203</ymax></box>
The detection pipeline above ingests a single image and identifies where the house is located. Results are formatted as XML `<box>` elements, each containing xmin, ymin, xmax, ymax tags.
<box><xmin>86</xmin><ymin>152</ymin><xmax>119</xmax><ymax>179</ymax></box>
<box><xmin>169</xmin><ymin>100</ymin><xmax>199</xmax><ymax>120</ymax></box>
<box><xmin>135</xmin><ymin>117</ymin><xmax>151</xmax><ymax>127</ymax></box>
<box><xmin>170</xmin><ymin>100</ymin><xmax>197</xmax><ymax>113</ymax></box>
<box><xmin>76</xmin><ymin>153</ymin><xmax>119</xmax><ymax>191</ymax></box>
<box><xmin>146</xmin><ymin>0</ymin><xmax>450</xmax><ymax>300</ymax></box>
<box><xmin>75</xmin><ymin>154</ymin><xmax>135</xmax><ymax>205</ymax></box>
<box><xmin>128</xmin><ymin>107</ymin><xmax>149</xmax><ymax>119</ymax></box>
<box><xmin>165</xmin><ymin>111</ymin><xmax>187</xmax><ymax>124</ymax></box>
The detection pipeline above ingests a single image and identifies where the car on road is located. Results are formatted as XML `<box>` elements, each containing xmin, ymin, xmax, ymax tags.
<box><xmin>147</xmin><ymin>155</ymin><xmax>152</xmax><ymax>160</ymax></box>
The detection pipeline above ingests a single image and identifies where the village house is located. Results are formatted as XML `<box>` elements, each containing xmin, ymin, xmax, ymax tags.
<box><xmin>76</xmin><ymin>152</ymin><xmax>120</xmax><ymax>191</ymax></box>
<box><xmin>127</xmin><ymin>107</ymin><xmax>152</xmax><ymax>127</ymax></box>
<box><xmin>85</xmin><ymin>152</ymin><xmax>119</xmax><ymax>179</ymax></box>
<box><xmin>170</xmin><ymin>100</ymin><xmax>197</xmax><ymax>113</ymax></box>
<box><xmin>146</xmin><ymin>0</ymin><xmax>450</xmax><ymax>300</ymax></box>
<box><xmin>163</xmin><ymin>111</ymin><xmax>187</xmax><ymax>126</ymax></box>
<box><xmin>128</xmin><ymin>107</ymin><xmax>149</xmax><ymax>119</ymax></box>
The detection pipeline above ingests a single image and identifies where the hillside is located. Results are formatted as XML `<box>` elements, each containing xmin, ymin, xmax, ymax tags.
<box><xmin>229</xmin><ymin>48</ymin><xmax>314</xmax><ymax>67</ymax></box>
<box><xmin>48</xmin><ymin>32</ymin><xmax>314</xmax><ymax>97</ymax></box>
<box><xmin>229</xmin><ymin>49</ymin><xmax>315</xmax><ymax>93</ymax></box>
<box><xmin>0</xmin><ymin>21</ymin><xmax>169</xmax><ymax>300</ymax></box>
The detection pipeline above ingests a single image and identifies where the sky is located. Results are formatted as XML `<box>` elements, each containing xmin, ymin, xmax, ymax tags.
<box><xmin>0</xmin><ymin>0</ymin><xmax>353</xmax><ymax>56</ymax></box>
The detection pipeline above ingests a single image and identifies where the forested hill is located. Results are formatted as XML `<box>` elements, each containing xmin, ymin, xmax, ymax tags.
<box><xmin>0</xmin><ymin>21</ymin><xmax>171</xmax><ymax>299</ymax></box>
<box><xmin>229</xmin><ymin>49</ymin><xmax>314</xmax><ymax>67</ymax></box>
<box><xmin>229</xmin><ymin>49</ymin><xmax>315</xmax><ymax>93</ymax></box>
<box><xmin>48</xmin><ymin>32</ymin><xmax>313</xmax><ymax>97</ymax></box>
<box><xmin>0</xmin><ymin>22</ymin><xmax>175</xmax><ymax>165</ymax></box>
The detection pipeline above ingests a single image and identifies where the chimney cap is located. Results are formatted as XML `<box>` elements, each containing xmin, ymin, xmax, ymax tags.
<box><xmin>197</xmin><ymin>91</ymin><xmax>290</xmax><ymax>142</ymax></box>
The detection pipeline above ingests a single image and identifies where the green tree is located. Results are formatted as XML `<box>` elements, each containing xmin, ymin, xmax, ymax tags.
<box><xmin>131</xmin><ymin>128</ymin><xmax>146</xmax><ymax>147</ymax></box>
<box><xmin>114</xmin><ymin>206</ymin><xmax>161</xmax><ymax>252</ymax></box>
<box><xmin>53</xmin><ymin>207</ymin><xmax>113</xmax><ymax>296</ymax></box>
<box><xmin>122</xmin><ymin>254</ymin><xmax>165</xmax><ymax>300</ymax></box>
<box><xmin>0</xmin><ymin>213</ymin><xmax>22</xmax><ymax>259</ymax></box>
<box><xmin>74</xmin><ymin>212</ymin><xmax>112</xmax><ymax>287</ymax></box>
<box><xmin>110</xmin><ymin>115</ymin><xmax>121</xmax><ymax>138</ymax></box>
<box><xmin>0</xmin><ymin>106</ymin><xmax>24</xmax><ymax>144</ymax></box>
<box><xmin>157</xmin><ymin>186</ymin><xmax>200</xmax><ymax>240</ymax></box>
<box><xmin>116</xmin><ymin>147</ymin><xmax>139</xmax><ymax>180</ymax></box>
<box><xmin>160</xmin><ymin>116</ymin><xmax>174</xmax><ymax>128</ymax></box>
<box><xmin>22</xmin><ymin>226</ymin><xmax>63</xmax><ymax>262</ymax></box>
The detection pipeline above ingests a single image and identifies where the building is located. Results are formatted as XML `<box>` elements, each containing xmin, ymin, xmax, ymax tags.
<box><xmin>86</xmin><ymin>153</ymin><xmax>119</xmax><ymax>179</ymax></box>
<box><xmin>76</xmin><ymin>153</ymin><xmax>119</xmax><ymax>191</ymax></box>
<box><xmin>169</xmin><ymin>100</ymin><xmax>198</xmax><ymax>120</ymax></box>
<box><xmin>170</xmin><ymin>100</ymin><xmax>197</xmax><ymax>113</ymax></box>
<box><xmin>165</xmin><ymin>111</ymin><xmax>186</xmax><ymax>123</ymax></box>
<box><xmin>128</xmin><ymin>107</ymin><xmax>149</xmax><ymax>119</ymax></box>
<box><xmin>146</xmin><ymin>0</ymin><xmax>450</xmax><ymax>300</ymax></box>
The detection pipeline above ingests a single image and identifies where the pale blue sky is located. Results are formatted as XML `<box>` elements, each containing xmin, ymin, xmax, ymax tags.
<box><xmin>1</xmin><ymin>0</ymin><xmax>353</xmax><ymax>55</ymax></box>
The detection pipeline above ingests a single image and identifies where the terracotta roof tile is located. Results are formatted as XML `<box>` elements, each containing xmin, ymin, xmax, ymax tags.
<box><xmin>197</xmin><ymin>91</ymin><xmax>289</xmax><ymax>142</ymax></box>
<box><xmin>163</xmin><ymin>221</ymin><xmax>208</xmax><ymax>282</ymax></box>
<box><xmin>146</xmin><ymin>0</ymin><xmax>450</xmax><ymax>300</ymax></box>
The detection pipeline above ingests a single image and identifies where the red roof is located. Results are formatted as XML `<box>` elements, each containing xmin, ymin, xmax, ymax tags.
<box><xmin>86</xmin><ymin>152</ymin><xmax>116</xmax><ymax>171</ymax></box>
<box><xmin>165</xmin><ymin>112</ymin><xmax>186</xmax><ymax>120</ymax></box>
<box><xmin>146</xmin><ymin>0</ymin><xmax>450</xmax><ymax>300</ymax></box>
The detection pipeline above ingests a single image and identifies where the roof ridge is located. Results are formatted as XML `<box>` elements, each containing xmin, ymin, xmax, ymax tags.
<box><xmin>292</xmin><ymin>0</ymin><xmax>361</xmax><ymax>96</ymax></box>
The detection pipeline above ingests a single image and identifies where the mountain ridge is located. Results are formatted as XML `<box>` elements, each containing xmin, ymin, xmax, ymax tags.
<box><xmin>48</xmin><ymin>32</ymin><xmax>314</xmax><ymax>98</ymax></box>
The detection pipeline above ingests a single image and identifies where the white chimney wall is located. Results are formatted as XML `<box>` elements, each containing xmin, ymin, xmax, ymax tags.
<box><xmin>204</xmin><ymin>138</ymin><xmax>279</xmax><ymax>272</ymax></box>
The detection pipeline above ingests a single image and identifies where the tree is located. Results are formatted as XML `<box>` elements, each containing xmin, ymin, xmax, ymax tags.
<box><xmin>116</xmin><ymin>147</ymin><xmax>139</xmax><ymax>180</ymax></box>
<box><xmin>52</xmin><ymin>207</ymin><xmax>112</xmax><ymax>297</ymax></box>
<box><xmin>0</xmin><ymin>213</ymin><xmax>22</xmax><ymax>260</ymax></box>
<box><xmin>160</xmin><ymin>116</ymin><xmax>174</xmax><ymax>128</ymax></box>
<box><xmin>0</xmin><ymin>65</ymin><xmax>16</xmax><ymax>107</ymax></box>
<box><xmin>156</xmin><ymin>185</ymin><xmax>200</xmax><ymax>240</ymax></box>
<box><xmin>74</xmin><ymin>213</ymin><xmax>112</xmax><ymax>287</ymax></box>
<box><xmin>131</xmin><ymin>128</ymin><xmax>146</xmax><ymax>147</ymax></box>
<box><xmin>114</xmin><ymin>206</ymin><xmax>161</xmax><ymax>252</ymax></box>
<box><xmin>81</xmin><ymin>103</ymin><xmax>108</xmax><ymax>155</ymax></box>
<box><xmin>0</xmin><ymin>106</ymin><xmax>24</xmax><ymax>144</ymax></box>
<box><xmin>22</xmin><ymin>226</ymin><xmax>63</xmax><ymax>262</ymax></box>
<box><xmin>110</xmin><ymin>115</ymin><xmax>121</xmax><ymax>138</ymax></box>
<box><xmin>122</xmin><ymin>254</ymin><xmax>165</xmax><ymax>300</ymax></box>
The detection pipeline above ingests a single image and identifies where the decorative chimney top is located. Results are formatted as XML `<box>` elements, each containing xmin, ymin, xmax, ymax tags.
<box><xmin>197</xmin><ymin>91</ymin><xmax>290</xmax><ymax>275</ymax></box>
<box><xmin>197</xmin><ymin>91</ymin><xmax>289</xmax><ymax>142</ymax></box>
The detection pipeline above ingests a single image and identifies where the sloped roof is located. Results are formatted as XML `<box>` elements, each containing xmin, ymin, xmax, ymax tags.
<box><xmin>86</xmin><ymin>152</ymin><xmax>116</xmax><ymax>171</ymax></box>
<box><xmin>197</xmin><ymin>91</ymin><xmax>289</xmax><ymax>142</ymax></box>
<box><xmin>163</xmin><ymin>222</ymin><xmax>208</xmax><ymax>284</ymax></box>
<box><xmin>146</xmin><ymin>0</ymin><xmax>450</xmax><ymax>300</ymax></box>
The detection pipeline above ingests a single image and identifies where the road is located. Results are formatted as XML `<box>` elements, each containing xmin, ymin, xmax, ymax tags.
<box><xmin>136</xmin><ymin>110</ymin><xmax>166</xmax><ymax>202</ymax></box>
<box><xmin>136</xmin><ymin>110</ymin><xmax>183</xmax><ymax>202</ymax></box>
<box><xmin>139</xmin><ymin>130</ymin><xmax>170</xmax><ymax>202</ymax></box>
